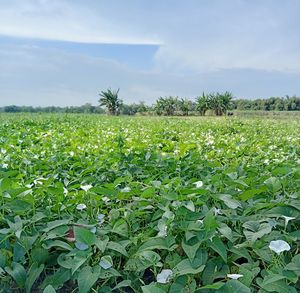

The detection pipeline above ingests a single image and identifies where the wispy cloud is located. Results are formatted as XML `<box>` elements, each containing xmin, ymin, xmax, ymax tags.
<box><xmin>0</xmin><ymin>0</ymin><xmax>300</xmax><ymax>105</ymax></box>
<box><xmin>0</xmin><ymin>0</ymin><xmax>160</xmax><ymax>45</ymax></box>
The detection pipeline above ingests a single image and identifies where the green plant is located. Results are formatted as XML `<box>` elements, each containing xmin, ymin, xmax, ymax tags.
<box><xmin>99</xmin><ymin>88</ymin><xmax>123</xmax><ymax>115</ymax></box>
<box><xmin>0</xmin><ymin>114</ymin><xmax>299</xmax><ymax>292</ymax></box>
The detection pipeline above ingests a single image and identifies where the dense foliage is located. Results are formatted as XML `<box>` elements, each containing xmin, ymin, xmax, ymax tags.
<box><xmin>1</xmin><ymin>95</ymin><xmax>300</xmax><ymax>115</ymax></box>
<box><xmin>233</xmin><ymin>96</ymin><xmax>300</xmax><ymax>111</ymax></box>
<box><xmin>99</xmin><ymin>89</ymin><xmax>123</xmax><ymax>116</ymax></box>
<box><xmin>0</xmin><ymin>114</ymin><xmax>299</xmax><ymax>292</ymax></box>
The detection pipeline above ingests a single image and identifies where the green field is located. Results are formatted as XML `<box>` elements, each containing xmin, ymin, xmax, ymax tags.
<box><xmin>0</xmin><ymin>114</ymin><xmax>299</xmax><ymax>292</ymax></box>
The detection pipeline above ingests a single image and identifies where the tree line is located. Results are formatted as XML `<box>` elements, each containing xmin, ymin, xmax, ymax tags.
<box><xmin>1</xmin><ymin>90</ymin><xmax>300</xmax><ymax>115</ymax></box>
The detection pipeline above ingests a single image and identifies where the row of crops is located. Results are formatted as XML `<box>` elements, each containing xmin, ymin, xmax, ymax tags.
<box><xmin>0</xmin><ymin>114</ymin><xmax>299</xmax><ymax>292</ymax></box>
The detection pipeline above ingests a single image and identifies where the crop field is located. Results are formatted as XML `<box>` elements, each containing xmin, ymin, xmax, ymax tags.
<box><xmin>0</xmin><ymin>114</ymin><xmax>299</xmax><ymax>292</ymax></box>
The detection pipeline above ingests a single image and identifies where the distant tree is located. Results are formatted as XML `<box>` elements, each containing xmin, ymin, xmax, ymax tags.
<box><xmin>99</xmin><ymin>88</ymin><xmax>122</xmax><ymax>115</ymax></box>
<box><xmin>4</xmin><ymin>105</ymin><xmax>21</xmax><ymax>113</ymax></box>
<box><xmin>196</xmin><ymin>93</ymin><xmax>210</xmax><ymax>116</ymax></box>
<box><xmin>82</xmin><ymin>103</ymin><xmax>95</xmax><ymax>113</ymax></box>
<box><xmin>178</xmin><ymin>98</ymin><xmax>192</xmax><ymax>116</ymax></box>
<box><xmin>155</xmin><ymin>96</ymin><xmax>178</xmax><ymax>116</ymax></box>
<box><xmin>209</xmin><ymin>92</ymin><xmax>233</xmax><ymax>116</ymax></box>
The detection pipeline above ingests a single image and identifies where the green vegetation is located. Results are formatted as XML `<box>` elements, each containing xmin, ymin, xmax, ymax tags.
<box><xmin>1</xmin><ymin>94</ymin><xmax>300</xmax><ymax>115</ymax></box>
<box><xmin>99</xmin><ymin>89</ymin><xmax>123</xmax><ymax>116</ymax></box>
<box><xmin>0</xmin><ymin>114</ymin><xmax>299</xmax><ymax>292</ymax></box>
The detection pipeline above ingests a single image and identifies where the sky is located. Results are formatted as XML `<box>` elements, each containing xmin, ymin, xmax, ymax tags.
<box><xmin>0</xmin><ymin>0</ymin><xmax>300</xmax><ymax>106</ymax></box>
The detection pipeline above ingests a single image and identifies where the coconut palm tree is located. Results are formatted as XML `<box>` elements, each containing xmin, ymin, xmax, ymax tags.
<box><xmin>99</xmin><ymin>88</ymin><xmax>122</xmax><ymax>115</ymax></box>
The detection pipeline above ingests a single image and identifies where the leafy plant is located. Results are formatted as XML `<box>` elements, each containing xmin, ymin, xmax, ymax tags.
<box><xmin>0</xmin><ymin>114</ymin><xmax>299</xmax><ymax>292</ymax></box>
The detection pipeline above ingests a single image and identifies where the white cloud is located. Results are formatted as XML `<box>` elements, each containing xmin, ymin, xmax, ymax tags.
<box><xmin>1</xmin><ymin>1</ymin><xmax>300</xmax><ymax>72</ymax></box>
<box><xmin>0</xmin><ymin>0</ymin><xmax>160</xmax><ymax>45</ymax></box>
<box><xmin>0</xmin><ymin>0</ymin><xmax>300</xmax><ymax>105</ymax></box>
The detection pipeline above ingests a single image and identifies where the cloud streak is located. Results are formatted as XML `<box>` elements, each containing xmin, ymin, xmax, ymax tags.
<box><xmin>0</xmin><ymin>0</ymin><xmax>300</xmax><ymax>105</ymax></box>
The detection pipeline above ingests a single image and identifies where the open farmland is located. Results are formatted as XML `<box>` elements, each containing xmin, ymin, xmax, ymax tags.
<box><xmin>0</xmin><ymin>114</ymin><xmax>300</xmax><ymax>292</ymax></box>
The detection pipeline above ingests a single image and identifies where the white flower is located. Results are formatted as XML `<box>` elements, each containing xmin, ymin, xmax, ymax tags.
<box><xmin>75</xmin><ymin>242</ymin><xmax>88</xmax><ymax>250</ymax></box>
<box><xmin>69</xmin><ymin>151</ymin><xmax>74</xmax><ymax>157</ymax></box>
<box><xmin>282</xmin><ymin>216</ymin><xmax>295</xmax><ymax>228</ymax></box>
<box><xmin>194</xmin><ymin>180</ymin><xmax>203</xmax><ymax>188</ymax></box>
<box><xmin>227</xmin><ymin>274</ymin><xmax>243</xmax><ymax>280</ymax></box>
<box><xmin>102</xmin><ymin>196</ymin><xmax>110</xmax><ymax>203</ymax></box>
<box><xmin>80</xmin><ymin>184</ymin><xmax>93</xmax><ymax>192</ymax></box>
<box><xmin>1</xmin><ymin>163</ymin><xmax>8</xmax><ymax>169</ymax></box>
<box><xmin>99</xmin><ymin>255</ymin><xmax>113</xmax><ymax>269</ymax></box>
<box><xmin>121</xmin><ymin>186</ymin><xmax>131</xmax><ymax>193</ymax></box>
<box><xmin>269</xmin><ymin>240</ymin><xmax>291</xmax><ymax>255</ymax></box>
<box><xmin>157</xmin><ymin>269</ymin><xmax>173</xmax><ymax>284</ymax></box>
<box><xmin>157</xmin><ymin>222</ymin><xmax>168</xmax><ymax>237</ymax></box>
<box><xmin>97</xmin><ymin>214</ymin><xmax>105</xmax><ymax>224</ymax></box>
<box><xmin>213</xmin><ymin>207</ymin><xmax>222</xmax><ymax>216</ymax></box>
<box><xmin>76</xmin><ymin>203</ymin><xmax>87</xmax><ymax>211</ymax></box>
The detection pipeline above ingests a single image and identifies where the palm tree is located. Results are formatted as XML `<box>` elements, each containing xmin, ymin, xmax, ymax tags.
<box><xmin>178</xmin><ymin>98</ymin><xmax>192</xmax><ymax>116</ymax></box>
<box><xmin>209</xmin><ymin>92</ymin><xmax>233</xmax><ymax>116</ymax></box>
<box><xmin>99</xmin><ymin>88</ymin><xmax>122</xmax><ymax>115</ymax></box>
<box><xmin>154</xmin><ymin>96</ymin><xmax>178</xmax><ymax>116</ymax></box>
<box><xmin>218</xmin><ymin>91</ymin><xmax>233</xmax><ymax>115</ymax></box>
<box><xmin>196</xmin><ymin>93</ymin><xmax>209</xmax><ymax>116</ymax></box>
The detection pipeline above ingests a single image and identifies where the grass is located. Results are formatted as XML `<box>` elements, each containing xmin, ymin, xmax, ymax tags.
<box><xmin>0</xmin><ymin>114</ymin><xmax>299</xmax><ymax>292</ymax></box>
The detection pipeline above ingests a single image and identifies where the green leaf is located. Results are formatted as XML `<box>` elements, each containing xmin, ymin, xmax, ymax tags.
<box><xmin>95</xmin><ymin>235</ymin><xmax>109</xmax><ymax>253</ymax></box>
<box><xmin>57</xmin><ymin>252</ymin><xmax>89</xmax><ymax>275</ymax></box>
<box><xmin>112</xmin><ymin>280</ymin><xmax>132</xmax><ymax>290</ymax></box>
<box><xmin>239</xmin><ymin>189</ymin><xmax>263</xmax><ymax>201</ymax></box>
<box><xmin>243</xmin><ymin>221</ymin><xmax>272</xmax><ymax>243</ymax></box>
<box><xmin>173</xmin><ymin>258</ymin><xmax>205</xmax><ymax>276</ymax></box>
<box><xmin>142</xmin><ymin>284</ymin><xmax>165</xmax><ymax>293</ymax></box>
<box><xmin>41</xmin><ymin>268</ymin><xmax>71</xmax><ymax>289</ymax></box>
<box><xmin>43</xmin><ymin>240</ymin><xmax>73</xmax><ymax>251</ymax></box>
<box><xmin>182</xmin><ymin>240</ymin><xmax>200</xmax><ymax>261</ymax></box>
<box><xmin>25</xmin><ymin>263</ymin><xmax>44</xmax><ymax>293</ymax></box>
<box><xmin>216</xmin><ymin>280</ymin><xmax>251</xmax><ymax>293</ymax></box>
<box><xmin>197</xmin><ymin>282</ymin><xmax>225</xmax><ymax>290</ymax></box>
<box><xmin>219</xmin><ymin>194</ymin><xmax>241</xmax><ymax>209</ymax></box>
<box><xmin>203</xmin><ymin>210</ymin><xmax>218</xmax><ymax>231</ymax></box>
<box><xmin>74</xmin><ymin>226</ymin><xmax>96</xmax><ymax>246</ymax></box>
<box><xmin>5</xmin><ymin>262</ymin><xmax>26</xmax><ymax>287</ymax></box>
<box><xmin>256</xmin><ymin>275</ymin><xmax>292</xmax><ymax>293</ymax></box>
<box><xmin>4</xmin><ymin>199</ymin><xmax>32</xmax><ymax>213</ymax></box>
<box><xmin>218</xmin><ymin>224</ymin><xmax>234</xmax><ymax>243</ymax></box>
<box><xmin>264</xmin><ymin>177</ymin><xmax>281</xmax><ymax>192</ymax></box>
<box><xmin>78</xmin><ymin>266</ymin><xmax>100</xmax><ymax>293</ymax></box>
<box><xmin>238</xmin><ymin>262</ymin><xmax>260</xmax><ymax>287</ymax></box>
<box><xmin>138</xmin><ymin>237</ymin><xmax>176</xmax><ymax>252</ymax></box>
<box><xmin>107</xmin><ymin>241</ymin><xmax>128</xmax><ymax>256</ymax></box>
<box><xmin>43</xmin><ymin>219</ymin><xmax>71</xmax><ymax>233</ymax></box>
<box><xmin>111</xmin><ymin>218</ymin><xmax>129</xmax><ymax>238</ymax></box>
<box><xmin>261</xmin><ymin>274</ymin><xmax>287</xmax><ymax>286</ymax></box>
<box><xmin>209</xmin><ymin>237</ymin><xmax>227</xmax><ymax>262</ymax></box>
<box><xmin>285</xmin><ymin>254</ymin><xmax>300</xmax><ymax>276</ymax></box>
<box><xmin>43</xmin><ymin>285</ymin><xmax>56</xmax><ymax>293</ymax></box>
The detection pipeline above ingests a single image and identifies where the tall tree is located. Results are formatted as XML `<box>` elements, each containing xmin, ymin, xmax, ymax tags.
<box><xmin>209</xmin><ymin>92</ymin><xmax>233</xmax><ymax>116</ymax></box>
<box><xmin>99</xmin><ymin>88</ymin><xmax>122</xmax><ymax>115</ymax></box>
<box><xmin>154</xmin><ymin>96</ymin><xmax>178</xmax><ymax>116</ymax></box>
<box><xmin>196</xmin><ymin>93</ymin><xmax>209</xmax><ymax>116</ymax></box>
<box><xmin>178</xmin><ymin>98</ymin><xmax>192</xmax><ymax>116</ymax></box>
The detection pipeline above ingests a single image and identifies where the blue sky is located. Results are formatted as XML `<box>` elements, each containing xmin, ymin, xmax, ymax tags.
<box><xmin>0</xmin><ymin>0</ymin><xmax>300</xmax><ymax>106</ymax></box>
